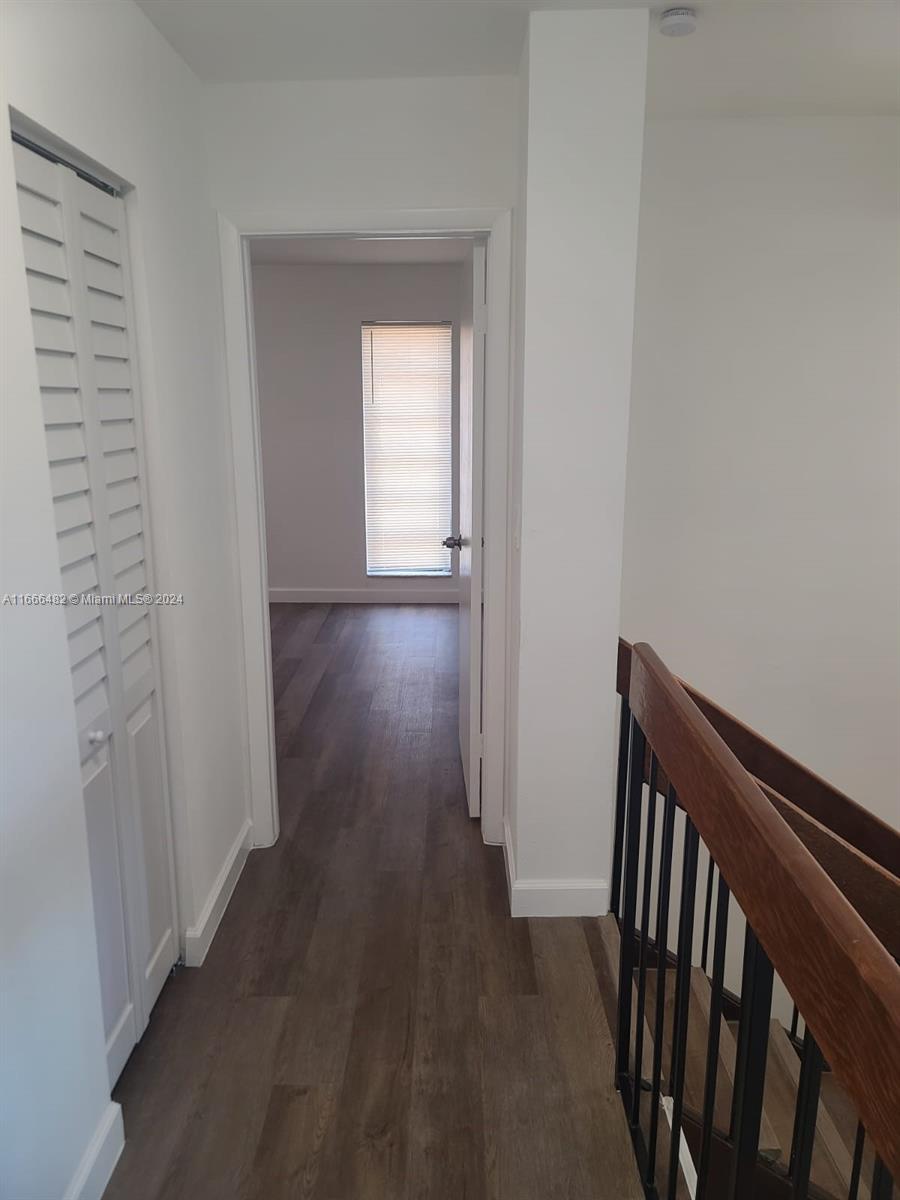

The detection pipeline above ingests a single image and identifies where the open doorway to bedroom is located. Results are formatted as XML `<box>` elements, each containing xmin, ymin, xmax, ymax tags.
<box><xmin>250</xmin><ymin>237</ymin><xmax>466</xmax><ymax>607</ymax></box>
<box><xmin>247</xmin><ymin>234</ymin><xmax>485</xmax><ymax>832</ymax></box>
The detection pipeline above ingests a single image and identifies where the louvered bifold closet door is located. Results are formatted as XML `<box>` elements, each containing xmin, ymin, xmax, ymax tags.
<box><xmin>13</xmin><ymin>142</ymin><xmax>177</xmax><ymax>1084</ymax></box>
<box><xmin>68</xmin><ymin>171</ymin><xmax>177</xmax><ymax>1028</ymax></box>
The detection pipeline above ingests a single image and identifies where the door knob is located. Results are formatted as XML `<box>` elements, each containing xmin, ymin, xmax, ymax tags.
<box><xmin>442</xmin><ymin>535</ymin><xmax>463</xmax><ymax>550</ymax></box>
<box><xmin>87</xmin><ymin>730</ymin><xmax>107</xmax><ymax>746</ymax></box>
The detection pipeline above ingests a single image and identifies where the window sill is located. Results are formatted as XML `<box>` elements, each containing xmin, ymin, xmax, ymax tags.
<box><xmin>366</xmin><ymin>570</ymin><xmax>453</xmax><ymax>579</ymax></box>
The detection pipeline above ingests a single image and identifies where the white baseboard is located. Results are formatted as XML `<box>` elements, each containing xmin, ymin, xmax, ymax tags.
<box><xmin>509</xmin><ymin>877</ymin><xmax>610</xmax><ymax>918</ymax></box>
<box><xmin>62</xmin><ymin>1101</ymin><xmax>124</xmax><ymax>1200</ymax></box>
<box><xmin>183</xmin><ymin>818</ymin><xmax>252</xmax><ymax>967</ymax></box>
<box><xmin>503</xmin><ymin>819</ymin><xmax>609</xmax><ymax>918</ymax></box>
<box><xmin>269</xmin><ymin>586</ymin><xmax>459</xmax><ymax>604</ymax></box>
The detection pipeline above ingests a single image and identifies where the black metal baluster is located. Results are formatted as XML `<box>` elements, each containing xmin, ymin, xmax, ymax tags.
<box><xmin>728</xmin><ymin>929</ymin><xmax>774</xmax><ymax>1200</ymax></box>
<box><xmin>666</xmin><ymin>817</ymin><xmax>700</xmax><ymax>1200</ymax></box>
<box><xmin>696</xmin><ymin>872</ymin><xmax>730</xmax><ymax>1199</ymax></box>
<box><xmin>848</xmin><ymin>1123</ymin><xmax>865</xmax><ymax>1200</ymax></box>
<box><xmin>730</xmin><ymin>925</ymin><xmax>753</xmax><ymax>1138</ymax></box>
<box><xmin>789</xmin><ymin>1004</ymin><xmax>799</xmax><ymax>1043</ymax></box>
<box><xmin>789</xmin><ymin>1030</ymin><xmax>823</xmax><ymax>1198</ymax></box>
<box><xmin>700</xmin><ymin>855</ymin><xmax>715</xmax><ymax>973</ymax></box>
<box><xmin>631</xmin><ymin>754</ymin><xmax>659</xmax><ymax>1127</ymax></box>
<box><xmin>872</xmin><ymin>1158</ymin><xmax>894</xmax><ymax>1200</ymax></box>
<box><xmin>616</xmin><ymin>719</ymin><xmax>646</xmax><ymax>1088</ymax></box>
<box><xmin>646</xmin><ymin>783</ymin><xmax>677</xmax><ymax>1190</ymax></box>
<box><xmin>610</xmin><ymin>695</ymin><xmax>631</xmax><ymax>919</ymax></box>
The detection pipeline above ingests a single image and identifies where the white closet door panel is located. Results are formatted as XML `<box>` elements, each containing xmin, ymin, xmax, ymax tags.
<box><xmin>115</xmin><ymin>561</ymin><xmax>147</xmax><ymax>597</ymax></box>
<box><xmin>80</xmin><ymin>216</ymin><xmax>120</xmax><ymax>264</ymax></box>
<box><xmin>122</xmin><ymin>644</ymin><xmax>153</xmax><ymax>694</ymax></box>
<box><xmin>75</xmin><ymin>175</ymin><xmax>120</xmax><ymax>227</ymax></box>
<box><xmin>101</xmin><ymin>420</ymin><xmax>136</xmax><ymax>454</ymax></box>
<box><xmin>45</xmin><ymin>424</ymin><xmax>86</xmax><ymax>462</ymax></box>
<box><xmin>61</xmin><ymin>553</ymin><xmax>99</xmax><ymax>596</ymax></box>
<box><xmin>57</xmin><ymin>524</ymin><xmax>94</xmax><ymax>568</ymax></box>
<box><xmin>119</xmin><ymin>614</ymin><xmax>151</xmax><ymax>663</ymax></box>
<box><xmin>27</xmin><ymin>272</ymin><xmax>71</xmax><ymax>317</ymax></box>
<box><xmin>92</xmin><ymin>323</ymin><xmax>129</xmax><ymax>359</ymax></box>
<box><xmin>17</xmin><ymin>186</ymin><xmax>64</xmax><ymax>240</ymax></box>
<box><xmin>42</xmin><ymin>391</ymin><xmax>82</xmax><ymax>425</ymax></box>
<box><xmin>71</xmin><ymin>644</ymin><xmax>106</xmax><ymax>697</ymax></box>
<box><xmin>106</xmin><ymin>477</ymin><xmax>140</xmax><ymax>514</ymax></box>
<box><xmin>82</xmin><ymin>748</ymin><xmax>136</xmax><ymax>1077</ymax></box>
<box><xmin>75</xmin><ymin>679</ymin><xmax>110</xmax><ymax>736</ymax></box>
<box><xmin>50</xmin><ymin>458</ymin><xmax>89</xmax><ymax>498</ymax></box>
<box><xmin>13</xmin><ymin>142</ymin><xmax>61</xmax><ymax>198</ymax></box>
<box><xmin>118</xmin><ymin>602</ymin><xmax>146</xmax><ymax>635</ymax></box>
<box><xmin>31</xmin><ymin>311</ymin><xmax>74</xmax><ymax>353</ymax></box>
<box><xmin>21</xmin><ymin>231</ymin><xmax>67</xmax><ymax>279</ymax></box>
<box><xmin>87</xmin><ymin>289</ymin><xmax>127</xmax><ymax>328</ymax></box>
<box><xmin>109</xmin><ymin>505</ymin><xmax>142</xmax><ymax>546</ymax></box>
<box><xmin>16</xmin><ymin>143</ymin><xmax>177</xmax><ymax>1075</ymax></box>
<box><xmin>98</xmin><ymin>391</ymin><xmax>134</xmax><ymax>422</ymax></box>
<box><xmin>54</xmin><ymin>491</ymin><xmax>93</xmax><ymax>535</ymax></box>
<box><xmin>95</xmin><ymin>357</ymin><xmax>131</xmax><ymax>390</ymax></box>
<box><xmin>69</xmin><ymin>615</ymin><xmax>104</xmax><ymax>668</ymax></box>
<box><xmin>104</xmin><ymin>448</ymin><xmax>138</xmax><ymax>484</ymax></box>
<box><xmin>126</xmin><ymin>695</ymin><xmax>172</xmax><ymax>1009</ymax></box>
<box><xmin>111</xmin><ymin>535</ymin><xmax>143</xmax><ymax>576</ymax></box>
<box><xmin>67</xmin><ymin>596</ymin><xmax>100</xmax><ymax>636</ymax></box>
<box><xmin>83</xmin><ymin>254</ymin><xmax>123</xmax><ymax>296</ymax></box>
<box><xmin>22</xmin><ymin>171</ymin><xmax>113</xmax><ymax>702</ymax></box>
<box><xmin>36</xmin><ymin>351</ymin><xmax>78</xmax><ymax>390</ymax></box>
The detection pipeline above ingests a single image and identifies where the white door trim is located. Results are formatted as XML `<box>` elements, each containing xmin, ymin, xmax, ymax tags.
<box><xmin>218</xmin><ymin>215</ymin><xmax>279</xmax><ymax>848</ymax></box>
<box><xmin>216</xmin><ymin>207</ymin><xmax>512</xmax><ymax>847</ymax></box>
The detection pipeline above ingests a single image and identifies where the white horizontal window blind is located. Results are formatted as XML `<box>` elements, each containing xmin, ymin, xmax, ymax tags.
<box><xmin>361</xmin><ymin>322</ymin><xmax>452</xmax><ymax>577</ymax></box>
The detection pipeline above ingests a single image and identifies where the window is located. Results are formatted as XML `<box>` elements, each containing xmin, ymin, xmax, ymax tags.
<box><xmin>361</xmin><ymin>322</ymin><xmax>452</xmax><ymax>576</ymax></box>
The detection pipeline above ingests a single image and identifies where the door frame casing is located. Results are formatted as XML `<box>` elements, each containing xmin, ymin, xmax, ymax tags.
<box><xmin>217</xmin><ymin>206</ymin><xmax>512</xmax><ymax>846</ymax></box>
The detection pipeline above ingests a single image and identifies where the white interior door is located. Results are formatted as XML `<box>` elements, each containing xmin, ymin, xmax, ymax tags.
<box><xmin>13</xmin><ymin>139</ymin><xmax>177</xmax><ymax>1083</ymax></box>
<box><xmin>457</xmin><ymin>243</ymin><xmax>486</xmax><ymax>817</ymax></box>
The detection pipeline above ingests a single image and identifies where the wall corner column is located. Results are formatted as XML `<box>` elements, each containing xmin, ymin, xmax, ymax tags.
<box><xmin>508</xmin><ymin>7</ymin><xmax>649</xmax><ymax>916</ymax></box>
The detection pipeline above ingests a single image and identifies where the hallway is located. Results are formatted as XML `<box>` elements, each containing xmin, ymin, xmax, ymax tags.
<box><xmin>105</xmin><ymin>604</ymin><xmax>641</xmax><ymax>1200</ymax></box>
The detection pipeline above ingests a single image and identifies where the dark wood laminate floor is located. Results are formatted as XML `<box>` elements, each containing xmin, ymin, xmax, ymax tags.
<box><xmin>106</xmin><ymin>604</ymin><xmax>642</xmax><ymax>1200</ymax></box>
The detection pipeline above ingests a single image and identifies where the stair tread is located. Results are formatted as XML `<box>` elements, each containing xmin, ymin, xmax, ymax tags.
<box><xmin>764</xmin><ymin>1021</ymin><xmax>870</xmax><ymax>1200</ymax></box>
<box><xmin>820</xmin><ymin>1074</ymin><xmax>875</xmax><ymax>1190</ymax></box>
<box><xmin>643</xmin><ymin>966</ymin><xmax>781</xmax><ymax>1158</ymax></box>
<box><xmin>596</xmin><ymin>917</ymin><xmax>693</xmax><ymax>1200</ymax></box>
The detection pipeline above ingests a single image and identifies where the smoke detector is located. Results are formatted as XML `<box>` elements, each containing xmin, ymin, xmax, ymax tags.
<box><xmin>659</xmin><ymin>7</ymin><xmax>697</xmax><ymax>36</ymax></box>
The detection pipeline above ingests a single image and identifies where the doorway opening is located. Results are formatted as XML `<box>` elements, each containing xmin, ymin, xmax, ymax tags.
<box><xmin>248</xmin><ymin>234</ymin><xmax>482</xmax><ymax>824</ymax></box>
<box><xmin>221</xmin><ymin>221</ymin><xmax>512</xmax><ymax>848</ymax></box>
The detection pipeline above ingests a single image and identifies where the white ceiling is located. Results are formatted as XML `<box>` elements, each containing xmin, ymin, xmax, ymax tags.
<box><xmin>249</xmin><ymin>236</ymin><xmax>474</xmax><ymax>265</ymax></box>
<box><xmin>135</xmin><ymin>0</ymin><xmax>900</xmax><ymax>116</ymax></box>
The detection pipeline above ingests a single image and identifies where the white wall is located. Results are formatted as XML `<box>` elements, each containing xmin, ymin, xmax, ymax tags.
<box><xmin>1</xmin><ymin>1</ymin><xmax>249</xmax><ymax>1193</ymax></box>
<box><xmin>506</xmin><ymin>9</ymin><xmax>649</xmax><ymax>914</ymax></box>
<box><xmin>203</xmin><ymin>75</ymin><xmax>517</xmax><ymax>216</ymax></box>
<box><xmin>622</xmin><ymin>116</ymin><xmax>900</xmax><ymax>829</ymax></box>
<box><xmin>503</xmin><ymin>39</ymin><xmax>532</xmax><ymax>875</ymax></box>
<box><xmin>252</xmin><ymin>260</ymin><xmax>462</xmax><ymax>602</ymax></box>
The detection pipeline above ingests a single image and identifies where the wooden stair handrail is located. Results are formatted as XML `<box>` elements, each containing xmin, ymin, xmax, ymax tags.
<box><xmin>755</xmin><ymin>779</ymin><xmax>900</xmax><ymax>961</ymax></box>
<box><xmin>628</xmin><ymin>642</ymin><xmax>900</xmax><ymax>1178</ymax></box>
<box><xmin>627</xmin><ymin>740</ymin><xmax>900</xmax><ymax>958</ymax></box>
<box><xmin>617</xmin><ymin>638</ymin><xmax>900</xmax><ymax>879</ymax></box>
